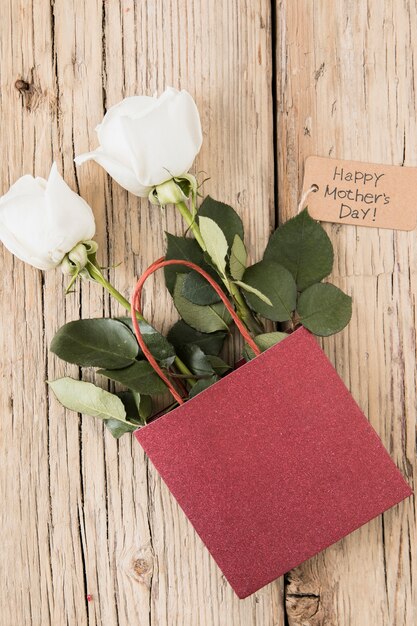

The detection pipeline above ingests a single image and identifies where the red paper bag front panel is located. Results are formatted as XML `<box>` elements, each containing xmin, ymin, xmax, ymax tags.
<box><xmin>136</xmin><ymin>327</ymin><xmax>411</xmax><ymax>598</ymax></box>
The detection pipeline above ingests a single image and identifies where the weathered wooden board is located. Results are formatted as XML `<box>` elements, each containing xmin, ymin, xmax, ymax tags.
<box><xmin>0</xmin><ymin>1</ymin><xmax>279</xmax><ymax>625</ymax></box>
<box><xmin>0</xmin><ymin>1</ymin><xmax>415</xmax><ymax>624</ymax></box>
<box><xmin>276</xmin><ymin>1</ymin><xmax>416</xmax><ymax>624</ymax></box>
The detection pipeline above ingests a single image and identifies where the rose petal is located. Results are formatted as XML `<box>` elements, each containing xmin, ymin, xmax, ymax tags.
<box><xmin>0</xmin><ymin>193</ymin><xmax>57</xmax><ymax>269</ymax></box>
<box><xmin>121</xmin><ymin>89</ymin><xmax>203</xmax><ymax>187</ymax></box>
<box><xmin>0</xmin><ymin>164</ymin><xmax>96</xmax><ymax>270</ymax></box>
<box><xmin>1</xmin><ymin>174</ymin><xmax>46</xmax><ymax>202</ymax></box>
<box><xmin>74</xmin><ymin>88</ymin><xmax>203</xmax><ymax>195</ymax></box>
<box><xmin>75</xmin><ymin>149</ymin><xmax>151</xmax><ymax>197</ymax></box>
<box><xmin>45</xmin><ymin>163</ymin><xmax>96</xmax><ymax>260</ymax></box>
<box><xmin>96</xmin><ymin>96</ymin><xmax>156</xmax><ymax>169</ymax></box>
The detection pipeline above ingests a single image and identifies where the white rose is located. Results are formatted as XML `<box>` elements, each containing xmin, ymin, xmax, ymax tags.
<box><xmin>75</xmin><ymin>87</ymin><xmax>203</xmax><ymax>197</ymax></box>
<box><xmin>0</xmin><ymin>163</ymin><xmax>95</xmax><ymax>270</ymax></box>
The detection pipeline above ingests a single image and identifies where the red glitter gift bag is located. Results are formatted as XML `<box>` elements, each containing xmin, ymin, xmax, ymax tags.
<box><xmin>131</xmin><ymin>259</ymin><xmax>412</xmax><ymax>599</ymax></box>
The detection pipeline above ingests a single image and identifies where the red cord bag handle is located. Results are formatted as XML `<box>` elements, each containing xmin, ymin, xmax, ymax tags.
<box><xmin>131</xmin><ymin>257</ymin><xmax>261</xmax><ymax>405</ymax></box>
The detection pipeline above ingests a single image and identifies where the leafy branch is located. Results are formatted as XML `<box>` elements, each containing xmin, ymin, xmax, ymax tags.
<box><xmin>49</xmin><ymin>195</ymin><xmax>352</xmax><ymax>438</ymax></box>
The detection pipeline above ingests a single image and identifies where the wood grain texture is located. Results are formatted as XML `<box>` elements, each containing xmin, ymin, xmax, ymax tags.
<box><xmin>0</xmin><ymin>1</ymin><xmax>279</xmax><ymax>625</ymax></box>
<box><xmin>276</xmin><ymin>1</ymin><xmax>416</xmax><ymax>624</ymax></box>
<box><xmin>0</xmin><ymin>1</ymin><xmax>415</xmax><ymax>625</ymax></box>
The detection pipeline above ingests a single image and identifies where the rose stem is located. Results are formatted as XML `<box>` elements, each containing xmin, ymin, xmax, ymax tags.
<box><xmin>86</xmin><ymin>261</ymin><xmax>196</xmax><ymax>384</ymax></box>
<box><xmin>175</xmin><ymin>200</ymin><xmax>263</xmax><ymax>335</ymax></box>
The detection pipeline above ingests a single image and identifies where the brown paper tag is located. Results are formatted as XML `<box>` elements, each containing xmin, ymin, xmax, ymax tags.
<box><xmin>302</xmin><ymin>156</ymin><xmax>417</xmax><ymax>230</ymax></box>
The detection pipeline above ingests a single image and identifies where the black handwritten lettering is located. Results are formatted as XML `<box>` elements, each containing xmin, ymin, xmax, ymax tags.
<box><xmin>339</xmin><ymin>203</ymin><xmax>378</xmax><ymax>220</ymax></box>
<box><xmin>339</xmin><ymin>203</ymin><xmax>351</xmax><ymax>219</ymax></box>
<box><xmin>324</xmin><ymin>184</ymin><xmax>338</xmax><ymax>199</ymax></box>
<box><xmin>326</xmin><ymin>185</ymin><xmax>390</xmax><ymax>205</ymax></box>
<box><xmin>331</xmin><ymin>166</ymin><xmax>385</xmax><ymax>187</ymax></box>
<box><xmin>333</xmin><ymin>166</ymin><xmax>344</xmax><ymax>181</ymax></box>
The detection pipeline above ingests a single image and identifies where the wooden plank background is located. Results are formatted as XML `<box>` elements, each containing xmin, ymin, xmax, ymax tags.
<box><xmin>0</xmin><ymin>1</ymin><xmax>415</xmax><ymax>624</ymax></box>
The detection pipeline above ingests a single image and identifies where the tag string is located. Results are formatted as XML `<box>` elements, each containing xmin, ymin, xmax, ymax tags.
<box><xmin>297</xmin><ymin>184</ymin><xmax>318</xmax><ymax>214</ymax></box>
<box><xmin>131</xmin><ymin>258</ymin><xmax>262</xmax><ymax>405</ymax></box>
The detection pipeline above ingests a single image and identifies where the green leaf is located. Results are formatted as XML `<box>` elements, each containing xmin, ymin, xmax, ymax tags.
<box><xmin>97</xmin><ymin>361</ymin><xmax>168</xmax><ymax>395</ymax></box>
<box><xmin>188</xmin><ymin>375</ymin><xmax>219</xmax><ymax>398</ymax></box>
<box><xmin>180</xmin><ymin>344</ymin><xmax>215</xmax><ymax>377</ymax></box>
<box><xmin>49</xmin><ymin>377</ymin><xmax>139</xmax><ymax>439</ymax></box>
<box><xmin>243</xmin><ymin>331</ymin><xmax>288</xmax><ymax>360</ymax></box>
<box><xmin>198</xmin><ymin>196</ymin><xmax>244</xmax><ymax>247</ymax></box>
<box><xmin>118</xmin><ymin>317</ymin><xmax>176</xmax><ymax>366</ymax></box>
<box><xmin>116</xmin><ymin>391</ymin><xmax>152</xmax><ymax>425</ymax></box>
<box><xmin>116</xmin><ymin>391</ymin><xmax>141</xmax><ymax>420</ymax></box>
<box><xmin>229</xmin><ymin>235</ymin><xmax>247</xmax><ymax>280</ymax></box>
<box><xmin>164</xmin><ymin>233</ymin><xmax>204</xmax><ymax>294</ymax></box>
<box><xmin>242</xmin><ymin>261</ymin><xmax>297</xmax><ymax>321</ymax></box>
<box><xmin>182</xmin><ymin>270</ymin><xmax>221</xmax><ymax>305</ymax></box>
<box><xmin>167</xmin><ymin>320</ymin><xmax>226</xmax><ymax>355</ymax></box>
<box><xmin>264</xmin><ymin>208</ymin><xmax>334</xmax><ymax>291</ymax></box>
<box><xmin>104</xmin><ymin>419</ymin><xmax>138</xmax><ymax>438</ymax></box>
<box><xmin>138</xmin><ymin>395</ymin><xmax>152</xmax><ymax>421</ymax></box>
<box><xmin>207</xmin><ymin>355</ymin><xmax>232</xmax><ymax>375</ymax></box>
<box><xmin>50</xmin><ymin>318</ymin><xmax>138</xmax><ymax>369</ymax></box>
<box><xmin>254</xmin><ymin>332</ymin><xmax>288</xmax><ymax>350</ymax></box>
<box><xmin>199</xmin><ymin>216</ymin><xmax>228</xmax><ymax>276</ymax></box>
<box><xmin>173</xmin><ymin>274</ymin><xmax>232</xmax><ymax>333</ymax></box>
<box><xmin>233</xmin><ymin>280</ymin><xmax>272</xmax><ymax>306</ymax></box>
<box><xmin>297</xmin><ymin>283</ymin><xmax>352</xmax><ymax>336</ymax></box>
<box><xmin>49</xmin><ymin>377</ymin><xmax>127</xmax><ymax>422</ymax></box>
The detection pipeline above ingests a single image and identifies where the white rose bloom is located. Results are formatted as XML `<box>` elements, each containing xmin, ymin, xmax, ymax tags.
<box><xmin>75</xmin><ymin>87</ymin><xmax>203</xmax><ymax>197</ymax></box>
<box><xmin>0</xmin><ymin>163</ymin><xmax>96</xmax><ymax>270</ymax></box>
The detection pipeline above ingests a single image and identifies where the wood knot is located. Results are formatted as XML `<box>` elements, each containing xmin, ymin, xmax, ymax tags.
<box><xmin>122</xmin><ymin>546</ymin><xmax>154</xmax><ymax>588</ymax></box>
<box><xmin>286</xmin><ymin>594</ymin><xmax>321</xmax><ymax>622</ymax></box>
<box><xmin>14</xmin><ymin>76</ymin><xmax>39</xmax><ymax>110</ymax></box>
<box><xmin>130</xmin><ymin>556</ymin><xmax>153</xmax><ymax>587</ymax></box>
<box><xmin>132</xmin><ymin>558</ymin><xmax>151</xmax><ymax>577</ymax></box>
<box><xmin>120</xmin><ymin>544</ymin><xmax>154</xmax><ymax>587</ymax></box>
<box><xmin>285</xmin><ymin>569</ymin><xmax>323</xmax><ymax>623</ymax></box>
<box><xmin>15</xmin><ymin>79</ymin><xmax>31</xmax><ymax>93</ymax></box>
<box><xmin>14</xmin><ymin>74</ymin><xmax>57</xmax><ymax>114</ymax></box>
